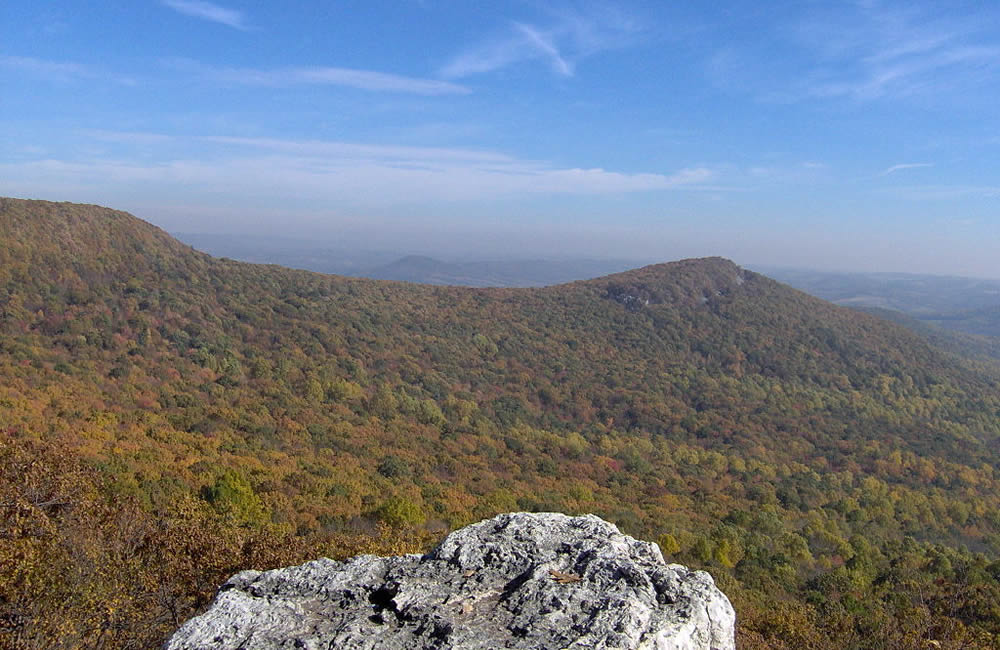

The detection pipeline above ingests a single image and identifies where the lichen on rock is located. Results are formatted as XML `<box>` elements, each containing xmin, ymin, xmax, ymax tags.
<box><xmin>165</xmin><ymin>512</ymin><xmax>735</xmax><ymax>650</ymax></box>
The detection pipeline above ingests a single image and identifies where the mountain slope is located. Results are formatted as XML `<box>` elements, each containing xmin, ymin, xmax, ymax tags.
<box><xmin>858</xmin><ymin>305</ymin><xmax>1000</xmax><ymax>363</ymax></box>
<box><xmin>4</xmin><ymin>198</ymin><xmax>1000</xmax><ymax>647</ymax></box>
<box><xmin>3</xmin><ymin>198</ymin><xmax>999</xmax><ymax>533</ymax></box>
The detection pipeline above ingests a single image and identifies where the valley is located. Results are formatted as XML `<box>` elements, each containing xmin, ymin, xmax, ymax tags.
<box><xmin>4</xmin><ymin>199</ymin><xmax>1000</xmax><ymax>647</ymax></box>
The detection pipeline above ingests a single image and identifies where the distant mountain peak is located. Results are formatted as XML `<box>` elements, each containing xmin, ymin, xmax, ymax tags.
<box><xmin>594</xmin><ymin>257</ymin><xmax>748</xmax><ymax>310</ymax></box>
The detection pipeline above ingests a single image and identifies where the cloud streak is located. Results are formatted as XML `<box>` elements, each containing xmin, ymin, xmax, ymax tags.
<box><xmin>885</xmin><ymin>184</ymin><xmax>1000</xmax><ymax>200</ymax></box>
<box><xmin>166</xmin><ymin>58</ymin><xmax>470</xmax><ymax>95</ymax></box>
<box><xmin>2</xmin><ymin>133</ymin><xmax>714</xmax><ymax>205</ymax></box>
<box><xmin>881</xmin><ymin>162</ymin><xmax>932</xmax><ymax>176</ymax></box>
<box><xmin>161</xmin><ymin>0</ymin><xmax>250</xmax><ymax>30</ymax></box>
<box><xmin>197</xmin><ymin>136</ymin><xmax>510</xmax><ymax>163</ymax></box>
<box><xmin>0</xmin><ymin>55</ymin><xmax>135</xmax><ymax>85</ymax></box>
<box><xmin>805</xmin><ymin>43</ymin><xmax>1000</xmax><ymax>102</ymax></box>
<box><xmin>516</xmin><ymin>23</ymin><xmax>573</xmax><ymax>76</ymax></box>
<box><xmin>441</xmin><ymin>4</ymin><xmax>640</xmax><ymax>78</ymax></box>
<box><xmin>711</xmin><ymin>2</ymin><xmax>1000</xmax><ymax>105</ymax></box>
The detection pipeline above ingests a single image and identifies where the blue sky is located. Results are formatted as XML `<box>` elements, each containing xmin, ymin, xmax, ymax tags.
<box><xmin>2</xmin><ymin>1</ymin><xmax>999</xmax><ymax>276</ymax></box>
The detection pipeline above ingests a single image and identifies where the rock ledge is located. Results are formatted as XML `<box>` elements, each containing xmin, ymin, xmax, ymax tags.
<box><xmin>166</xmin><ymin>512</ymin><xmax>735</xmax><ymax>649</ymax></box>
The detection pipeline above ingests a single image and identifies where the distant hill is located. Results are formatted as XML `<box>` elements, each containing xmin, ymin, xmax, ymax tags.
<box><xmin>924</xmin><ymin>303</ymin><xmax>1000</xmax><ymax>339</ymax></box>
<box><xmin>757</xmin><ymin>267</ymin><xmax>1000</xmax><ymax>315</ymax></box>
<box><xmin>4</xmin><ymin>198</ymin><xmax>1000</xmax><ymax>648</ymax></box>
<box><xmin>365</xmin><ymin>254</ymin><xmax>638</xmax><ymax>287</ymax></box>
<box><xmin>856</xmin><ymin>306</ymin><xmax>1000</xmax><ymax>363</ymax></box>
<box><xmin>760</xmin><ymin>266</ymin><xmax>1000</xmax><ymax>357</ymax></box>
<box><xmin>176</xmin><ymin>232</ymin><xmax>642</xmax><ymax>287</ymax></box>
<box><xmin>173</xmin><ymin>232</ymin><xmax>402</xmax><ymax>276</ymax></box>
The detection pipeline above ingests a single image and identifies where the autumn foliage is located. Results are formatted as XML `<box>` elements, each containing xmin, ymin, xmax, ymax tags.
<box><xmin>3</xmin><ymin>198</ymin><xmax>1000</xmax><ymax>647</ymax></box>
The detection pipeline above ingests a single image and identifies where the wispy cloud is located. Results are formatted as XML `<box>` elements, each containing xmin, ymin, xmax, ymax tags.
<box><xmin>0</xmin><ymin>55</ymin><xmax>135</xmax><ymax>85</ymax></box>
<box><xmin>804</xmin><ymin>43</ymin><xmax>1000</xmax><ymax>102</ymax></box>
<box><xmin>441</xmin><ymin>23</ymin><xmax>574</xmax><ymax>78</ymax></box>
<box><xmin>4</xmin><ymin>133</ymin><xmax>714</xmax><ymax>204</ymax></box>
<box><xmin>737</xmin><ymin>160</ymin><xmax>831</xmax><ymax>185</ymax></box>
<box><xmin>82</xmin><ymin>130</ymin><xmax>178</xmax><ymax>145</ymax></box>
<box><xmin>881</xmin><ymin>162</ymin><xmax>933</xmax><ymax>176</ymax></box>
<box><xmin>885</xmin><ymin>184</ymin><xmax>1000</xmax><ymax>200</ymax></box>
<box><xmin>161</xmin><ymin>0</ymin><xmax>250</xmax><ymax>30</ymax></box>
<box><xmin>441</xmin><ymin>4</ymin><xmax>640</xmax><ymax>78</ymax></box>
<box><xmin>165</xmin><ymin>58</ymin><xmax>470</xmax><ymax>95</ymax></box>
<box><xmin>710</xmin><ymin>2</ymin><xmax>1000</xmax><ymax>104</ymax></box>
<box><xmin>197</xmin><ymin>136</ymin><xmax>510</xmax><ymax>163</ymax></box>
<box><xmin>818</xmin><ymin>7</ymin><xmax>999</xmax><ymax>101</ymax></box>
<box><xmin>0</xmin><ymin>55</ymin><xmax>90</xmax><ymax>81</ymax></box>
<box><xmin>190</xmin><ymin>134</ymin><xmax>714</xmax><ymax>196</ymax></box>
<box><xmin>516</xmin><ymin>23</ymin><xmax>573</xmax><ymax>76</ymax></box>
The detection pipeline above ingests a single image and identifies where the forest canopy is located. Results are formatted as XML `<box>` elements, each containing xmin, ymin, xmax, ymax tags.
<box><xmin>2</xmin><ymin>198</ymin><xmax>1000</xmax><ymax>648</ymax></box>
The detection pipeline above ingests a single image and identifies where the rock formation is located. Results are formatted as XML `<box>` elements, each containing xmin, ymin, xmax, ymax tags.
<box><xmin>166</xmin><ymin>512</ymin><xmax>735</xmax><ymax>649</ymax></box>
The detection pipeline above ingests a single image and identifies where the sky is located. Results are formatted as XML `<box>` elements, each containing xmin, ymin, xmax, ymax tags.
<box><xmin>2</xmin><ymin>1</ymin><xmax>999</xmax><ymax>277</ymax></box>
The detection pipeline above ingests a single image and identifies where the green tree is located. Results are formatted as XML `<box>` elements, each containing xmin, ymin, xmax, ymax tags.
<box><xmin>202</xmin><ymin>471</ymin><xmax>265</xmax><ymax>526</ymax></box>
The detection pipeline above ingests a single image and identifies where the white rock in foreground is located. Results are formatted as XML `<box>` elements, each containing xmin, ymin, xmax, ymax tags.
<box><xmin>166</xmin><ymin>512</ymin><xmax>735</xmax><ymax>649</ymax></box>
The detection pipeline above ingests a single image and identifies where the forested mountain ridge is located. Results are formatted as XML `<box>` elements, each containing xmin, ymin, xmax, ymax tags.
<box><xmin>4</xmin><ymin>197</ymin><xmax>1000</xmax><ymax>648</ymax></box>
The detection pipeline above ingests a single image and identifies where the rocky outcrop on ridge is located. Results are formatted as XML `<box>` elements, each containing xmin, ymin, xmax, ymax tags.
<box><xmin>166</xmin><ymin>512</ymin><xmax>735</xmax><ymax>649</ymax></box>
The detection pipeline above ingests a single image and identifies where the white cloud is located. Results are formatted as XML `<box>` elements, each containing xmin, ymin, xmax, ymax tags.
<box><xmin>197</xmin><ymin>136</ymin><xmax>510</xmax><ymax>163</ymax></box>
<box><xmin>515</xmin><ymin>23</ymin><xmax>573</xmax><ymax>76</ymax></box>
<box><xmin>885</xmin><ymin>184</ymin><xmax>1000</xmax><ymax>200</ymax></box>
<box><xmin>804</xmin><ymin>44</ymin><xmax>1000</xmax><ymax>101</ymax></box>
<box><xmin>83</xmin><ymin>130</ymin><xmax>176</xmax><ymax>145</ymax></box>
<box><xmin>0</xmin><ymin>133</ymin><xmax>714</xmax><ymax>206</ymax></box>
<box><xmin>881</xmin><ymin>162</ymin><xmax>932</xmax><ymax>175</ymax></box>
<box><xmin>161</xmin><ymin>0</ymin><xmax>250</xmax><ymax>30</ymax></box>
<box><xmin>0</xmin><ymin>55</ymin><xmax>89</xmax><ymax>81</ymax></box>
<box><xmin>440</xmin><ymin>4</ymin><xmax>640</xmax><ymax>78</ymax></box>
<box><xmin>711</xmin><ymin>3</ymin><xmax>1000</xmax><ymax>105</ymax></box>
<box><xmin>0</xmin><ymin>55</ymin><xmax>135</xmax><ymax>85</ymax></box>
<box><xmin>165</xmin><ymin>58</ymin><xmax>470</xmax><ymax>95</ymax></box>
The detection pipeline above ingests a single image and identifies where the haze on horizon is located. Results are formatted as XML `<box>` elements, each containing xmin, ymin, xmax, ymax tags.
<box><xmin>2</xmin><ymin>1</ymin><xmax>999</xmax><ymax>278</ymax></box>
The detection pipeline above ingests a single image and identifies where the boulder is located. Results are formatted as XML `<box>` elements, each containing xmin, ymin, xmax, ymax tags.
<box><xmin>166</xmin><ymin>512</ymin><xmax>735</xmax><ymax>649</ymax></box>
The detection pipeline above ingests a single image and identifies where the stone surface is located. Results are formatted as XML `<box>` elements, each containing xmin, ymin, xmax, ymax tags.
<box><xmin>166</xmin><ymin>512</ymin><xmax>735</xmax><ymax>649</ymax></box>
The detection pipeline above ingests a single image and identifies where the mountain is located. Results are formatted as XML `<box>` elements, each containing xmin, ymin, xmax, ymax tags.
<box><xmin>174</xmin><ymin>232</ymin><xmax>642</xmax><ymax>288</ymax></box>
<box><xmin>173</xmin><ymin>231</ymin><xmax>402</xmax><ymax>276</ymax></box>
<box><xmin>365</xmin><ymin>254</ymin><xmax>639</xmax><ymax>287</ymax></box>
<box><xmin>3</xmin><ymin>198</ymin><xmax>1000</xmax><ymax>648</ymax></box>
